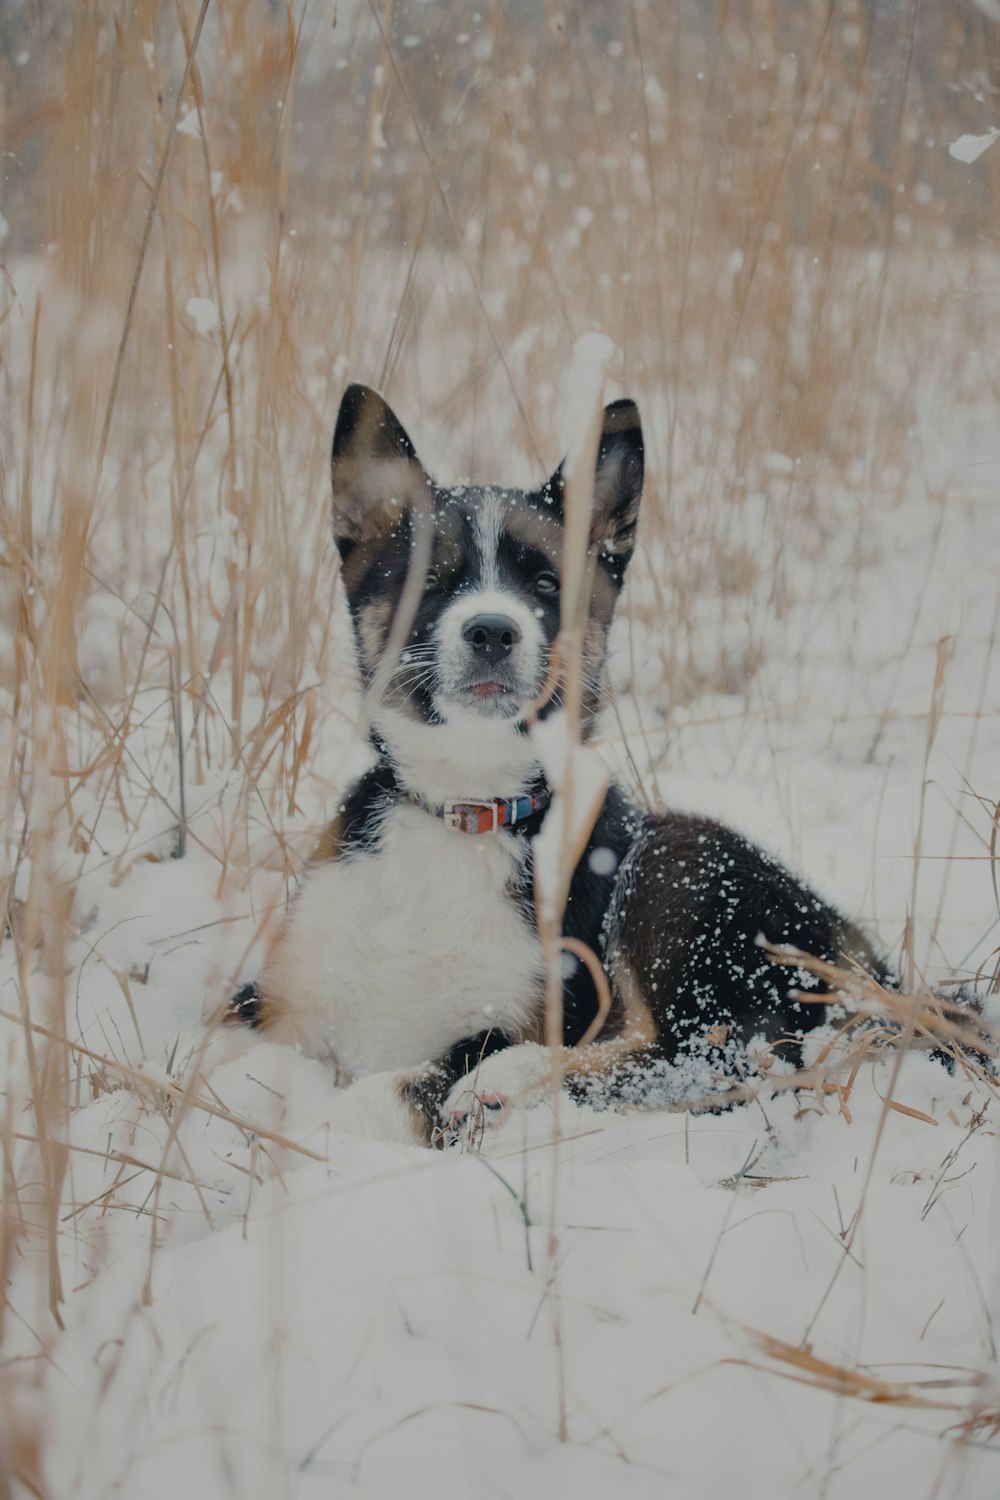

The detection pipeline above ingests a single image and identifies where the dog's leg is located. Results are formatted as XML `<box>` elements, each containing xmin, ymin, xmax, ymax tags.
<box><xmin>441</xmin><ymin>968</ymin><xmax>659</xmax><ymax>1140</ymax></box>
<box><xmin>308</xmin><ymin>1032</ymin><xmax>534</xmax><ymax>1148</ymax></box>
<box><xmin>401</xmin><ymin>1029</ymin><xmax>521</xmax><ymax>1146</ymax></box>
<box><xmin>441</xmin><ymin>1042</ymin><xmax>552</xmax><ymax>1141</ymax></box>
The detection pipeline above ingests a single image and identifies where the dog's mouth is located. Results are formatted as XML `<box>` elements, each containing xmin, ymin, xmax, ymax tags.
<box><xmin>446</xmin><ymin>670</ymin><xmax>529</xmax><ymax>719</ymax></box>
<box><xmin>459</xmin><ymin>684</ymin><xmax>522</xmax><ymax>718</ymax></box>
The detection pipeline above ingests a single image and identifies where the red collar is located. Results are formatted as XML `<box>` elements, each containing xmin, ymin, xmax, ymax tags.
<box><xmin>406</xmin><ymin>788</ymin><xmax>550</xmax><ymax>835</ymax></box>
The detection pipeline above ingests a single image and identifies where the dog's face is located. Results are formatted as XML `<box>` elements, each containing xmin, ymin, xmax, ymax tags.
<box><xmin>330</xmin><ymin>384</ymin><xmax>644</xmax><ymax>741</ymax></box>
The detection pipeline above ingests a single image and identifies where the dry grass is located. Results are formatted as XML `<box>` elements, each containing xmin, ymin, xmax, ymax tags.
<box><xmin>1</xmin><ymin>1</ymin><xmax>998</xmax><ymax>1493</ymax></box>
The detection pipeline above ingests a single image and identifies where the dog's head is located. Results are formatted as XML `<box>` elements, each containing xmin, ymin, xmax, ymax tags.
<box><xmin>330</xmin><ymin>383</ymin><xmax>643</xmax><ymax>754</ymax></box>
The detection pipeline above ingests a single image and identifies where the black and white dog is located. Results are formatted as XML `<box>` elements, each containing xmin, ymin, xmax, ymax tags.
<box><xmin>225</xmin><ymin>383</ymin><xmax>893</xmax><ymax>1144</ymax></box>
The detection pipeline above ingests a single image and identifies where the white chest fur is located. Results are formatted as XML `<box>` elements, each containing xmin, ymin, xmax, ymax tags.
<box><xmin>261</xmin><ymin>804</ymin><xmax>544</xmax><ymax>1079</ymax></box>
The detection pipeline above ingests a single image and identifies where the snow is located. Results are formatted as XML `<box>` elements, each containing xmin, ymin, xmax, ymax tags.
<box><xmin>177</xmin><ymin>105</ymin><xmax>201</xmax><ymax>139</ymax></box>
<box><xmin>13</xmin><ymin>1058</ymin><xmax>1000</xmax><ymax>1499</ymax></box>
<box><xmin>185</xmin><ymin>295</ymin><xmax>221</xmax><ymax>335</ymax></box>
<box><xmin>948</xmin><ymin>129</ymin><xmax>1000</xmax><ymax>164</ymax></box>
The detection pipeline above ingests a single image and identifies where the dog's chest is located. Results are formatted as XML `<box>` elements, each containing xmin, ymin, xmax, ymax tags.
<box><xmin>293</xmin><ymin>806</ymin><xmax>543</xmax><ymax>1077</ymax></box>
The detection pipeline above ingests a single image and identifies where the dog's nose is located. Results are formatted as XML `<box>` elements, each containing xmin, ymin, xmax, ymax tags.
<box><xmin>462</xmin><ymin>613</ymin><xmax>522</xmax><ymax>664</ymax></box>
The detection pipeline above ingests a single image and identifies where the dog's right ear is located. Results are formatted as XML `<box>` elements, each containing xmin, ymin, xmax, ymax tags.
<box><xmin>538</xmin><ymin>398</ymin><xmax>645</xmax><ymax>576</ymax></box>
<box><xmin>330</xmin><ymin>385</ymin><xmax>430</xmax><ymax>560</ymax></box>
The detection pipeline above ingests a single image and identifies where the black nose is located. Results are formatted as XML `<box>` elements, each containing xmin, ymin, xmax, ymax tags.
<box><xmin>462</xmin><ymin>613</ymin><xmax>522</xmax><ymax>665</ymax></box>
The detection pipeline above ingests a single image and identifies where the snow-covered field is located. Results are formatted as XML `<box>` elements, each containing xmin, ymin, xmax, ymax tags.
<box><xmin>2</xmin><ymin>9</ymin><xmax>999</xmax><ymax>1497</ymax></box>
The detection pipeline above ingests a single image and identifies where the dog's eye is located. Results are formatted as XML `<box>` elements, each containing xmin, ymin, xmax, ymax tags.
<box><xmin>424</xmin><ymin>567</ymin><xmax>441</xmax><ymax>590</ymax></box>
<box><xmin>535</xmin><ymin>571</ymin><xmax>559</xmax><ymax>596</ymax></box>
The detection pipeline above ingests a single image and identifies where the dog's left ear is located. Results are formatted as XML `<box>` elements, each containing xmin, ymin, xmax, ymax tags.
<box><xmin>540</xmin><ymin>399</ymin><xmax>644</xmax><ymax>564</ymax></box>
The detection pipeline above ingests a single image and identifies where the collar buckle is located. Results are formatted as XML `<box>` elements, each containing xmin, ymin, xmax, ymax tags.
<box><xmin>441</xmin><ymin>800</ymin><xmax>466</xmax><ymax>832</ymax></box>
<box><xmin>441</xmin><ymin>799</ymin><xmax>500</xmax><ymax>834</ymax></box>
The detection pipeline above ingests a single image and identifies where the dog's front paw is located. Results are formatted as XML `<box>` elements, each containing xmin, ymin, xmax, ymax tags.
<box><xmin>442</xmin><ymin>1043</ymin><xmax>552</xmax><ymax>1147</ymax></box>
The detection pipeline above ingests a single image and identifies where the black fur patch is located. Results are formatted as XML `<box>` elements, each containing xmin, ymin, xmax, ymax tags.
<box><xmin>225</xmin><ymin>981</ymin><xmax>262</xmax><ymax>1029</ymax></box>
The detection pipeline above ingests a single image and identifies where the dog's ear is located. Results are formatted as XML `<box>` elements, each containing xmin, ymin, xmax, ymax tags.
<box><xmin>540</xmin><ymin>399</ymin><xmax>644</xmax><ymax>566</ymax></box>
<box><xmin>330</xmin><ymin>385</ymin><xmax>430</xmax><ymax>559</ymax></box>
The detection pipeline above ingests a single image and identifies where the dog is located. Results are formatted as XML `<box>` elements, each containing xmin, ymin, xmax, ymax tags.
<box><xmin>224</xmin><ymin>382</ymin><xmax>899</xmax><ymax>1145</ymax></box>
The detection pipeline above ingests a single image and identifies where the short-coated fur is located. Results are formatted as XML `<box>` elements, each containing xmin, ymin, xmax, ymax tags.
<box><xmin>226</xmin><ymin>384</ymin><xmax>897</xmax><ymax>1145</ymax></box>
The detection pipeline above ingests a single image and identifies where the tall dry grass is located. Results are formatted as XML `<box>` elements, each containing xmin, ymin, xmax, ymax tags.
<box><xmin>0</xmin><ymin>1</ymin><xmax>998</xmax><ymax>1493</ymax></box>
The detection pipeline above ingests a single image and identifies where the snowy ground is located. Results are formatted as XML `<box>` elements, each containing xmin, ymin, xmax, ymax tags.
<box><xmin>2</xmin><ymin>253</ymin><xmax>999</xmax><ymax>1497</ymax></box>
